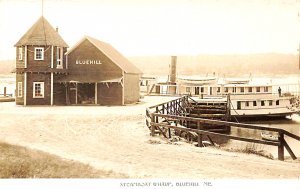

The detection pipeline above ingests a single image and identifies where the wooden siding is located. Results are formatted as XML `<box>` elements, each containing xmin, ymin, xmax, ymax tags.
<box><xmin>124</xmin><ymin>73</ymin><xmax>140</xmax><ymax>104</ymax></box>
<box><xmin>67</xmin><ymin>39</ymin><xmax>123</xmax><ymax>82</ymax></box>
<box><xmin>26</xmin><ymin>73</ymin><xmax>51</xmax><ymax>105</ymax></box>
<box><xmin>16</xmin><ymin>46</ymin><xmax>25</xmax><ymax>68</ymax></box>
<box><xmin>26</xmin><ymin>45</ymin><xmax>51</xmax><ymax>70</ymax></box>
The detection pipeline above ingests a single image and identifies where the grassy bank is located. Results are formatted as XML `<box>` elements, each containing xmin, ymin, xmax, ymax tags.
<box><xmin>0</xmin><ymin>142</ymin><xmax>128</xmax><ymax>178</ymax></box>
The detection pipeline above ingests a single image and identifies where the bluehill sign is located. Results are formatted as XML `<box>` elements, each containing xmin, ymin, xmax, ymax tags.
<box><xmin>75</xmin><ymin>60</ymin><xmax>102</xmax><ymax>65</ymax></box>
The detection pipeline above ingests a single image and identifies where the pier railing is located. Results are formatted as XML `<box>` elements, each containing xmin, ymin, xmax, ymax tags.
<box><xmin>146</xmin><ymin>96</ymin><xmax>300</xmax><ymax>161</ymax></box>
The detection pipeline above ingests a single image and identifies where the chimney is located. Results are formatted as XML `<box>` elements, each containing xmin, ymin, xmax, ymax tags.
<box><xmin>56</xmin><ymin>26</ymin><xmax>59</xmax><ymax>32</ymax></box>
<box><xmin>169</xmin><ymin>56</ymin><xmax>177</xmax><ymax>83</ymax></box>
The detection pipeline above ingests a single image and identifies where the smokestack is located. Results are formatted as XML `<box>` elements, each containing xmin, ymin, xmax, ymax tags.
<box><xmin>169</xmin><ymin>56</ymin><xmax>177</xmax><ymax>83</ymax></box>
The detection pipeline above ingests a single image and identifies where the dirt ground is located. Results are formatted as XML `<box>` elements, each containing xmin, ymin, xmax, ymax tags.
<box><xmin>0</xmin><ymin>96</ymin><xmax>299</xmax><ymax>179</ymax></box>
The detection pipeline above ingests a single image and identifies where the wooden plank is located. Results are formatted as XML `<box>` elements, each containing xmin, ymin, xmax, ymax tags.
<box><xmin>283</xmin><ymin>139</ymin><xmax>297</xmax><ymax>160</ymax></box>
<box><xmin>151</xmin><ymin>123</ymin><xmax>280</xmax><ymax>146</ymax></box>
<box><xmin>197</xmin><ymin>122</ymin><xmax>202</xmax><ymax>147</ymax></box>
<box><xmin>168</xmin><ymin>128</ymin><xmax>171</xmax><ymax>138</ymax></box>
<box><xmin>283</xmin><ymin>130</ymin><xmax>300</xmax><ymax>141</ymax></box>
<box><xmin>189</xmin><ymin>114</ymin><xmax>224</xmax><ymax>118</ymax></box>
<box><xmin>152</xmin><ymin>113</ymin><xmax>283</xmax><ymax>132</ymax></box>
<box><xmin>156</xmin><ymin>125</ymin><xmax>168</xmax><ymax>138</ymax></box>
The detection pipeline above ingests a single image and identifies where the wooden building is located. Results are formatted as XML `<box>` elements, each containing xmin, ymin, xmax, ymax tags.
<box><xmin>14</xmin><ymin>17</ymin><xmax>142</xmax><ymax>106</ymax></box>
<box><xmin>61</xmin><ymin>36</ymin><xmax>142</xmax><ymax>105</ymax></box>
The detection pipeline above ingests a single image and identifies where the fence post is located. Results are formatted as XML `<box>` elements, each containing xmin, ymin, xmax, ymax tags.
<box><xmin>197</xmin><ymin>121</ymin><xmax>203</xmax><ymax>147</ymax></box>
<box><xmin>4</xmin><ymin>87</ymin><xmax>6</xmax><ymax>97</ymax></box>
<box><xmin>278</xmin><ymin>131</ymin><xmax>284</xmax><ymax>161</ymax></box>
<box><xmin>155</xmin><ymin>107</ymin><xmax>159</xmax><ymax>123</ymax></box>
<box><xmin>151</xmin><ymin>114</ymin><xmax>155</xmax><ymax>136</ymax></box>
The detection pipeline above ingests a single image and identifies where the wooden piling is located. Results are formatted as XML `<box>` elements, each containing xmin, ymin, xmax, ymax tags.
<box><xmin>197</xmin><ymin>122</ymin><xmax>203</xmax><ymax>147</ymax></box>
<box><xmin>151</xmin><ymin>114</ymin><xmax>155</xmax><ymax>136</ymax></box>
<box><xmin>278</xmin><ymin>132</ymin><xmax>284</xmax><ymax>161</ymax></box>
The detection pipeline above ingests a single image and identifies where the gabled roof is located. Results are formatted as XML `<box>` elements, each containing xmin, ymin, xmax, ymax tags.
<box><xmin>67</xmin><ymin>36</ymin><xmax>142</xmax><ymax>74</ymax></box>
<box><xmin>15</xmin><ymin>16</ymin><xmax>68</xmax><ymax>47</ymax></box>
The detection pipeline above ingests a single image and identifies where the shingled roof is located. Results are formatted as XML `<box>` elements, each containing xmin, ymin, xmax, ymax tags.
<box><xmin>15</xmin><ymin>16</ymin><xmax>68</xmax><ymax>47</ymax></box>
<box><xmin>67</xmin><ymin>36</ymin><xmax>142</xmax><ymax>74</ymax></box>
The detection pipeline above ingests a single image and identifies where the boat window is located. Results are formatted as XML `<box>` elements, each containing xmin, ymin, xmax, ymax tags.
<box><xmin>261</xmin><ymin>101</ymin><xmax>265</xmax><ymax>106</ymax></box>
<box><xmin>248</xmin><ymin>87</ymin><xmax>252</xmax><ymax>93</ymax></box>
<box><xmin>256</xmin><ymin>87</ymin><xmax>260</xmax><ymax>92</ymax></box>
<box><xmin>240</xmin><ymin>87</ymin><xmax>244</xmax><ymax>93</ymax></box>
<box><xmin>245</xmin><ymin>101</ymin><xmax>249</xmax><ymax>107</ymax></box>
<box><xmin>237</xmin><ymin>101</ymin><xmax>241</xmax><ymax>110</ymax></box>
<box><xmin>269</xmin><ymin>100</ymin><xmax>273</xmax><ymax>106</ymax></box>
<box><xmin>253</xmin><ymin>101</ymin><xmax>257</xmax><ymax>106</ymax></box>
<box><xmin>264</xmin><ymin>87</ymin><xmax>268</xmax><ymax>92</ymax></box>
<box><xmin>200</xmin><ymin>87</ymin><xmax>204</xmax><ymax>93</ymax></box>
<box><xmin>195</xmin><ymin>87</ymin><xmax>200</xmax><ymax>95</ymax></box>
<box><xmin>276</xmin><ymin>100</ymin><xmax>279</xmax><ymax>105</ymax></box>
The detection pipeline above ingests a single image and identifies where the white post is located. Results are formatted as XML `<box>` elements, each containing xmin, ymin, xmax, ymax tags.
<box><xmin>51</xmin><ymin>45</ymin><xmax>54</xmax><ymax>68</ymax></box>
<box><xmin>66</xmin><ymin>54</ymin><xmax>68</xmax><ymax>69</ymax></box>
<box><xmin>122</xmin><ymin>72</ymin><xmax>125</xmax><ymax>105</ymax></box>
<box><xmin>50</xmin><ymin>45</ymin><xmax>54</xmax><ymax>105</ymax></box>
<box><xmin>24</xmin><ymin>45</ymin><xmax>27</xmax><ymax>68</ymax></box>
<box><xmin>95</xmin><ymin>82</ymin><xmax>97</xmax><ymax>104</ymax></box>
<box><xmin>51</xmin><ymin>73</ymin><xmax>53</xmax><ymax>105</ymax></box>
<box><xmin>24</xmin><ymin>72</ymin><xmax>27</xmax><ymax>105</ymax></box>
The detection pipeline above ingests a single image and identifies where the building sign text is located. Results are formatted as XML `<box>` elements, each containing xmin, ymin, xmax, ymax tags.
<box><xmin>76</xmin><ymin>60</ymin><xmax>102</xmax><ymax>65</ymax></box>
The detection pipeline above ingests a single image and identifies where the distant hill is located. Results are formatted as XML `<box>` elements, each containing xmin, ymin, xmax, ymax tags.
<box><xmin>128</xmin><ymin>53</ymin><xmax>300</xmax><ymax>76</ymax></box>
<box><xmin>1</xmin><ymin>53</ymin><xmax>299</xmax><ymax>76</ymax></box>
<box><xmin>0</xmin><ymin>60</ymin><xmax>15</xmax><ymax>74</ymax></box>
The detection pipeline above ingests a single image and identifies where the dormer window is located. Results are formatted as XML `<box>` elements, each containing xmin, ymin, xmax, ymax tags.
<box><xmin>56</xmin><ymin>47</ymin><xmax>63</xmax><ymax>68</ymax></box>
<box><xmin>34</xmin><ymin>47</ymin><xmax>44</xmax><ymax>60</ymax></box>
<box><xmin>18</xmin><ymin>47</ymin><xmax>23</xmax><ymax>60</ymax></box>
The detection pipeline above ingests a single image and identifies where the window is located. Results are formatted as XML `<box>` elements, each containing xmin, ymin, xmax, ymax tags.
<box><xmin>233</xmin><ymin>87</ymin><xmax>236</xmax><ymax>93</ymax></box>
<box><xmin>34</xmin><ymin>47</ymin><xmax>44</xmax><ymax>60</ymax></box>
<box><xmin>33</xmin><ymin>82</ymin><xmax>44</xmax><ymax>98</ymax></box>
<box><xmin>256</xmin><ymin>87</ymin><xmax>260</xmax><ymax>92</ymax></box>
<box><xmin>217</xmin><ymin>87</ymin><xmax>220</xmax><ymax>93</ymax></box>
<box><xmin>264</xmin><ymin>87</ymin><xmax>268</xmax><ymax>93</ymax></box>
<box><xmin>261</xmin><ymin>101</ymin><xmax>265</xmax><ymax>106</ymax></box>
<box><xmin>276</xmin><ymin>100</ymin><xmax>279</xmax><ymax>106</ymax></box>
<box><xmin>224</xmin><ymin>87</ymin><xmax>228</xmax><ymax>93</ymax></box>
<box><xmin>56</xmin><ymin>47</ymin><xmax>63</xmax><ymax>68</ymax></box>
<box><xmin>17</xmin><ymin>82</ymin><xmax>22</xmax><ymax>97</ymax></box>
<box><xmin>200</xmin><ymin>87</ymin><xmax>204</xmax><ymax>93</ymax></box>
<box><xmin>186</xmin><ymin>87</ymin><xmax>190</xmax><ymax>93</ymax></box>
<box><xmin>253</xmin><ymin>101</ymin><xmax>257</xmax><ymax>106</ymax></box>
<box><xmin>268</xmin><ymin>100</ymin><xmax>273</xmax><ymax>106</ymax></box>
<box><xmin>240</xmin><ymin>87</ymin><xmax>244</xmax><ymax>93</ymax></box>
<box><xmin>18</xmin><ymin>47</ymin><xmax>23</xmax><ymax>60</ymax></box>
<box><xmin>195</xmin><ymin>87</ymin><xmax>200</xmax><ymax>95</ymax></box>
<box><xmin>245</xmin><ymin>101</ymin><xmax>249</xmax><ymax>107</ymax></box>
<box><xmin>248</xmin><ymin>87</ymin><xmax>252</xmax><ymax>93</ymax></box>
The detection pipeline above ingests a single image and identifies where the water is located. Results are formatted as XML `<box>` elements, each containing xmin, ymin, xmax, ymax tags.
<box><xmin>228</xmin><ymin>114</ymin><xmax>300</xmax><ymax>159</ymax></box>
<box><xmin>0</xmin><ymin>74</ymin><xmax>15</xmax><ymax>97</ymax></box>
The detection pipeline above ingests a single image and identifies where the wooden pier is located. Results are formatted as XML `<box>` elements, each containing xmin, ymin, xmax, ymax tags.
<box><xmin>146</xmin><ymin>95</ymin><xmax>300</xmax><ymax>161</ymax></box>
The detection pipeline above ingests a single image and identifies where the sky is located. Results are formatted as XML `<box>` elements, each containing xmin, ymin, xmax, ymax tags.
<box><xmin>0</xmin><ymin>0</ymin><xmax>300</xmax><ymax>60</ymax></box>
